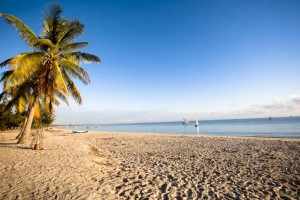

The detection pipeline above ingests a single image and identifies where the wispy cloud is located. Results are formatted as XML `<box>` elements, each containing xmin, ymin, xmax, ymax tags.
<box><xmin>247</xmin><ymin>95</ymin><xmax>300</xmax><ymax>114</ymax></box>
<box><xmin>291</xmin><ymin>95</ymin><xmax>300</xmax><ymax>104</ymax></box>
<box><xmin>196</xmin><ymin>95</ymin><xmax>300</xmax><ymax>119</ymax></box>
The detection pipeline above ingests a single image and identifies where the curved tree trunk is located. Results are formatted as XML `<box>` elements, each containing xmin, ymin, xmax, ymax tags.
<box><xmin>15</xmin><ymin>117</ymin><xmax>28</xmax><ymax>139</ymax></box>
<box><xmin>17</xmin><ymin>99</ymin><xmax>38</xmax><ymax>144</ymax></box>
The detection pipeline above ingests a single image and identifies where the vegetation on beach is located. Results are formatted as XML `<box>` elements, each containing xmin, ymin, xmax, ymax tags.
<box><xmin>0</xmin><ymin>4</ymin><xmax>100</xmax><ymax>143</ymax></box>
<box><xmin>0</xmin><ymin>93</ymin><xmax>24</xmax><ymax>130</ymax></box>
<box><xmin>0</xmin><ymin>90</ymin><xmax>55</xmax><ymax>131</ymax></box>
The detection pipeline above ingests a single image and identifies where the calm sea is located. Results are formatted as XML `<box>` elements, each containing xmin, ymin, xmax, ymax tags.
<box><xmin>68</xmin><ymin>117</ymin><xmax>300</xmax><ymax>138</ymax></box>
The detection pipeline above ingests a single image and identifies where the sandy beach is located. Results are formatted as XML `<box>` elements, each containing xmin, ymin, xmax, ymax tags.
<box><xmin>0</xmin><ymin>129</ymin><xmax>299</xmax><ymax>199</ymax></box>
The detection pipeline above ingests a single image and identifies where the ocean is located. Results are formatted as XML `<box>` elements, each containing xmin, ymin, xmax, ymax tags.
<box><xmin>68</xmin><ymin>117</ymin><xmax>300</xmax><ymax>138</ymax></box>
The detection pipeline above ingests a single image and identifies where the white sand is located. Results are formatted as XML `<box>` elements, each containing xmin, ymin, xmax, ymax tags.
<box><xmin>0</xmin><ymin>129</ymin><xmax>299</xmax><ymax>199</ymax></box>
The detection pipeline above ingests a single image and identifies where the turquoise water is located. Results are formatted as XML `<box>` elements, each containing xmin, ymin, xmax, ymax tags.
<box><xmin>70</xmin><ymin>117</ymin><xmax>300</xmax><ymax>138</ymax></box>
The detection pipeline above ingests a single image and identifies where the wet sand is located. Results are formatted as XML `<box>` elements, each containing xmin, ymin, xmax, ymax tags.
<box><xmin>0</xmin><ymin>129</ymin><xmax>299</xmax><ymax>199</ymax></box>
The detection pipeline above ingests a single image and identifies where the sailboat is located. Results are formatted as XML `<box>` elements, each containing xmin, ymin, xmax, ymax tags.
<box><xmin>183</xmin><ymin>118</ymin><xmax>189</xmax><ymax>125</ymax></box>
<box><xmin>268</xmin><ymin>116</ymin><xmax>272</xmax><ymax>120</ymax></box>
<box><xmin>195</xmin><ymin>120</ymin><xmax>199</xmax><ymax>127</ymax></box>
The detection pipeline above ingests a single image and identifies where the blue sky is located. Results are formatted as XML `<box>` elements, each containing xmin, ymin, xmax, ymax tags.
<box><xmin>1</xmin><ymin>0</ymin><xmax>300</xmax><ymax>124</ymax></box>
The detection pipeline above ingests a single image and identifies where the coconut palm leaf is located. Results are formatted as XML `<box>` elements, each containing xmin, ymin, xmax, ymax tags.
<box><xmin>16</xmin><ymin>96</ymin><xmax>27</xmax><ymax>113</ymax></box>
<box><xmin>2</xmin><ymin>53</ymin><xmax>44</xmax><ymax>88</ymax></box>
<box><xmin>60</xmin><ymin>42</ymin><xmax>88</xmax><ymax>52</ymax></box>
<box><xmin>53</xmin><ymin>89</ymin><xmax>69</xmax><ymax>106</ymax></box>
<box><xmin>0</xmin><ymin>70</ymin><xmax>13</xmax><ymax>82</ymax></box>
<box><xmin>52</xmin><ymin>61</ymin><xmax>68</xmax><ymax>93</ymax></box>
<box><xmin>0</xmin><ymin>14</ymin><xmax>39</xmax><ymax>46</ymax></box>
<box><xmin>42</xmin><ymin>4</ymin><xmax>63</xmax><ymax>44</ymax></box>
<box><xmin>57</xmin><ymin>20</ymin><xmax>84</xmax><ymax>46</ymax></box>
<box><xmin>34</xmin><ymin>100</ymin><xmax>41</xmax><ymax>120</ymax></box>
<box><xmin>0</xmin><ymin>58</ymin><xmax>13</xmax><ymax>68</ymax></box>
<box><xmin>61</xmin><ymin>71</ymin><xmax>82</xmax><ymax>104</ymax></box>
<box><xmin>1</xmin><ymin>79</ymin><xmax>32</xmax><ymax>111</ymax></box>
<box><xmin>63</xmin><ymin>52</ymin><xmax>101</xmax><ymax>63</ymax></box>
<box><xmin>59</xmin><ymin>58</ymin><xmax>90</xmax><ymax>84</ymax></box>
<box><xmin>34</xmin><ymin>38</ymin><xmax>56</xmax><ymax>50</ymax></box>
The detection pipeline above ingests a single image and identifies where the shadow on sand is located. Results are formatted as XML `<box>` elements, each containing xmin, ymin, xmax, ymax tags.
<box><xmin>0</xmin><ymin>141</ymin><xmax>32</xmax><ymax>150</ymax></box>
<box><xmin>0</xmin><ymin>142</ymin><xmax>16</xmax><ymax>145</ymax></box>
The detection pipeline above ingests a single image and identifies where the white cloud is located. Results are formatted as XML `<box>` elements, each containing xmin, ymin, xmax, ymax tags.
<box><xmin>248</xmin><ymin>95</ymin><xmax>300</xmax><ymax>114</ymax></box>
<box><xmin>291</xmin><ymin>95</ymin><xmax>300</xmax><ymax>104</ymax></box>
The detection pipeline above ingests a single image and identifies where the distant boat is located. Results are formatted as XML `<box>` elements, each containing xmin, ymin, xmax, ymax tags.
<box><xmin>183</xmin><ymin>118</ymin><xmax>189</xmax><ymax>125</ymax></box>
<box><xmin>268</xmin><ymin>116</ymin><xmax>272</xmax><ymax>120</ymax></box>
<box><xmin>195</xmin><ymin>120</ymin><xmax>199</xmax><ymax>127</ymax></box>
<box><xmin>72</xmin><ymin>130</ymin><xmax>88</xmax><ymax>133</ymax></box>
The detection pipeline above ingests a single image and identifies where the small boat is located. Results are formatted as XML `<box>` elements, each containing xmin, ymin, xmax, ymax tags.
<box><xmin>268</xmin><ymin>116</ymin><xmax>272</xmax><ymax>120</ymax></box>
<box><xmin>72</xmin><ymin>130</ymin><xmax>88</xmax><ymax>133</ymax></box>
<box><xmin>195</xmin><ymin>120</ymin><xmax>199</xmax><ymax>127</ymax></box>
<box><xmin>183</xmin><ymin>118</ymin><xmax>189</xmax><ymax>125</ymax></box>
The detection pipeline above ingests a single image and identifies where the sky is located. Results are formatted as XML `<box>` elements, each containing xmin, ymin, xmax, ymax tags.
<box><xmin>1</xmin><ymin>0</ymin><xmax>300</xmax><ymax>124</ymax></box>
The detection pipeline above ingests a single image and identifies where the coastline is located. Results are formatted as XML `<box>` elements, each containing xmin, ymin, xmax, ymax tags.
<box><xmin>1</xmin><ymin>129</ymin><xmax>299</xmax><ymax>199</ymax></box>
<box><xmin>83</xmin><ymin>130</ymin><xmax>300</xmax><ymax>141</ymax></box>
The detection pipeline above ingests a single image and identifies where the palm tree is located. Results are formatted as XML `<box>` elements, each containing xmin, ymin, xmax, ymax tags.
<box><xmin>1</xmin><ymin>73</ymin><xmax>66</xmax><ymax>140</ymax></box>
<box><xmin>0</xmin><ymin>4</ymin><xmax>100</xmax><ymax>144</ymax></box>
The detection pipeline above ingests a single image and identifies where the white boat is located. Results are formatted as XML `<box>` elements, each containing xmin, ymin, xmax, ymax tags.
<box><xmin>72</xmin><ymin>130</ymin><xmax>88</xmax><ymax>133</ymax></box>
<box><xmin>183</xmin><ymin>118</ymin><xmax>189</xmax><ymax>125</ymax></box>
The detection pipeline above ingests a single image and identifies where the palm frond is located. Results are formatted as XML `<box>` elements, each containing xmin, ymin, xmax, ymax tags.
<box><xmin>53</xmin><ymin>89</ymin><xmax>69</xmax><ymax>106</ymax></box>
<box><xmin>44</xmin><ymin>3</ymin><xmax>62</xmax><ymax>22</ymax></box>
<box><xmin>14</xmin><ymin>52</ymin><xmax>44</xmax><ymax>70</ymax></box>
<box><xmin>0</xmin><ymin>70</ymin><xmax>13</xmax><ymax>82</ymax></box>
<box><xmin>0</xmin><ymin>54</ymin><xmax>37</xmax><ymax>70</ymax></box>
<box><xmin>61</xmin><ymin>71</ymin><xmax>82</xmax><ymax>104</ymax></box>
<box><xmin>59</xmin><ymin>58</ymin><xmax>90</xmax><ymax>84</ymax></box>
<box><xmin>3</xmin><ymin>53</ymin><xmax>44</xmax><ymax>88</ymax></box>
<box><xmin>0</xmin><ymin>58</ymin><xmax>13</xmax><ymax>68</ymax></box>
<box><xmin>63</xmin><ymin>52</ymin><xmax>101</xmax><ymax>63</ymax></box>
<box><xmin>34</xmin><ymin>100</ymin><xmax>41</xmax><ymax>120</ymax></box>
<box><xmin>4</xmin><ymin>89</ymin><xmax>26</xmax><ymax>111</ymax></box>
<box><xmin>60</xmin><ymin>42</ymin><xmax>88</xmax><ymax>52</ymax></box>
<box><xmin>43</xmin><ymin>4</ymin><xmax>63</xmax><ymax>44</ymax></box>
<box><xmin>50</xmin><ymin>61</ymin><xmax>68</xmax><ymax>94</ymax></box>
<box><xmin>0</xmin><ymin>14</ymin><xmax>39</xmax><ymax>46</ymax></box>
<box><xmin>17</xmin><ymin>96</ymin><xmax>27</xmax><ymax>113</ymax></box>
<box><xmin>34</xmin><ymin>38</ymin><xmax>56</xmax><ymax>49</ymax></box>
<box><xmin>57</xmin><ymin>20</ymin><xmax>84</xmax><ymax>46</ymax></box>
<box><xmin>80</xmin><ymin>53</ymin><xmax>101</xmax><ymax>63</ymax></box>
<box><xmin>44</xmin><ymin>99</ymin><xmax>54</xmax><ymax>113</ymax></box>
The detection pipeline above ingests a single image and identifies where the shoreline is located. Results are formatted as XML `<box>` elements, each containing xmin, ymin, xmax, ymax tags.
<box><xmin>1</xmin><ymin>129</ymin><xmax>299</xmax><ymax>199</ymax></box>
<box><xmin>75</xmin><ymin>129</ymin><xmax>300</xmax><ymax>141</ymax></box>
<box><xmin>6</xmin><ymin>127</ymin><xmax>300</xmax><ymax>140</ymax></box>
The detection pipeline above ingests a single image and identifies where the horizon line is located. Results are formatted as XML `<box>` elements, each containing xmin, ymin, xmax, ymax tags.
<box><xmin>52</xmin><ymin>115</ymin><xmax>299</xmax><ymax>126</ymax></box>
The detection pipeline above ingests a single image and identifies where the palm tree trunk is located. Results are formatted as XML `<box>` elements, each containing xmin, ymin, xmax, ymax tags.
<box><xmin>15</xmin><ymin>117</ymin><xmax>28</xmax><ymax>139</ymax></box>
<box><xmin>17</xmin><ymin>98</ymin><xmax>38</xmax><ymax>144</ymax></box>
